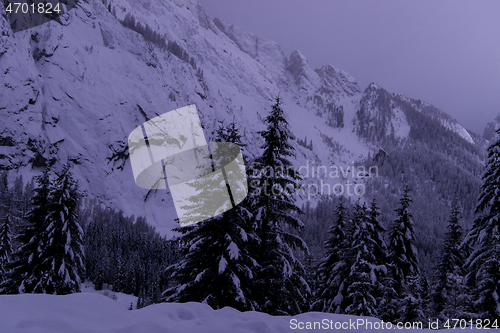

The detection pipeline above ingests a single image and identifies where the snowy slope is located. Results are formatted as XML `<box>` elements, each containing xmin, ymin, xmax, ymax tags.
<box><xmin>0</xmin><ymin>0</ymin><xmax>482</xmax><ymax>235</ymax></box>
<box><xmin>355</xmin><ymin>83</ymin><xmax>475</xmax><ymax>144</ymax></box>
<box><xmin>81</xmin><ymin>281</ymin><xmax>139</xmax><ymax>310</ymax></box>
<box><xmin>0</xmin><ymin>293</ymin><xmax>476</xmax><ymax>333</ymax></box>
<box><xmin>394</xmin><ymin>92</ymin><xmax>474</xmax><ymax>144</ymax></box>
<box><xmin>0</xmin><ymin>0</ymin><xmax>370</xmax><ymax>235</ymax></box>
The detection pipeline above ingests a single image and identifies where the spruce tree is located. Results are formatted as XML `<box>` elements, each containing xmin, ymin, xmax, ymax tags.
<box><xmin>304</xmin><ymin>253</ymin><xmax>318</xmax><ymax>294</ymax></box>
<box><xmin>94</xmin><ymin>263</ymin><xmax>105</xmax><ymax>291</ymax></box>
<box><xmin>0</xmin><ymin>169</ymin><xmax>51</xmax><ymax>294</ymax></box>
<box><xmin>10</xmin><ymin>176</ymin><xmax>26</xmax><ymax>232</ymax></box>
<box><xmin>433</xmin><ymin>201</ymin><xmax>468</xmax><ymax>319</ymax></box>
<box><xmin>473</xmin><ymin>241</ymin><xmax>500</xmax><ymax>321</ymax></box>
<box><xmin>164</xmin><ymin>121</ymin><xmax>258</xmax><ymax>311</ymax></box>
<box><xmin>345</xmin><ymin>202</ymin><xmax>378</xmax><ymax>316</ymax></box>
<box><xmin>250</xmin><ymin>97</ymin><xmax>310</xmax><ymax>315</ymax></box>
<box><xmin>311</xmin><ymin>198</ymin><xmax>351</xmax><ymax>313</ymax></box>
<box><xmin>388</xmin><ymin>186</ymin><xmax>419</xmax><ymax>294</ymax></box>
<box><xmin>419</xmin><ymin>273</ymin><xmax>432</xmax><ymax>319</ymax></box>
<box><xmin>342</xmin><ymin>200</ymin><xmax>388</xmax><ymax>317</ymax></box>
<box><xmin>0</xmin><ymin>215</ymin><xmax>12</xmax><ymax>267</ymax></box>
<box><xmin>33</xmin><ymin>163</ymin><xmax>84</xmax><ymax>294</ymax></box>
<box><xmin>387</xmin><ymin>186</ymin><xmax>421</xmax><ymax>321</ymax></box>
<box><xmin>464</xmin><ymin>129</ymin><xmax>500</xmax><ymax>320</ymax></box>
<box><xmin>113</xmin><ymin>258</ymin><xmax>127</xmax><ymax>293</ymax></box>
<box><xmin>366</xmin><ymin>199</ymin><xmax>389</xmax><ymax>313</ymax></box>
<box><xmin>367</xmin><ymin>199</ymin><xmax>387</xmax><ymax>267</ymax></box>
<box><xmin>0</xmin><ymin>172</ymin><xmax>12</xmax><ymax>271</ymax></box>
<box><xmin>401</xmin><ymin>275</ymin><xmax>425</xmax><ymax>322</ymax></box>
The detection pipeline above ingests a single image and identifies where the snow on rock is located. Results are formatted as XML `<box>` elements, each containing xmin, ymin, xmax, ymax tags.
<box><xmin>315</xmin><ymin>65</ymin><xmax>361</xmax><ymax>97</ymax></box>
<box><xmin>483</xmin><ymin>113</ymin><xmax>500</xmax><ymax>142</ymax></box>
<box><xmin>286</xmin><ymin>49</ymin><xmax>321</xmax><ymax>90</ymax></box>
<box><xmin>355</xmin><ymin>84</ymin><xmax>411</xmax><ymax>141</ymax></box>
<box><xmin>356</xmin><ymin>84</ymin><xmax>475</xmax><ymax>145</ymax></box>
<box><xmin>0</xmin><ymin>293</ymin><xmax>477</xmax><ymax>333</ymax></box>
<box><xmin>395</xmin><ymin>94</ymin><xmax>475</xmax><ymax>144</ymax></box>
<box><xmin>212</xmin><ymin>17</ymin><xmax>288</xmax><ymax>87</ymax></box>
<box><xmin>441</xmin><ymin>119</ymin><xmax>475</xmax><ymax>144</ymax></box>
<box><xmin>213</xmin><ymin>18</ymin><xmax>260</xmax><ymax>59</ymax></box>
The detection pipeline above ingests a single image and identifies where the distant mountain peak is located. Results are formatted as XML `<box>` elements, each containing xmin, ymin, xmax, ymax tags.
<box><xmin>286</xmin><ymin>49</ymin><xmax>314</xmax><ymax>86</ymax></box>
<box><xmin>355</xmin><ymin>85</ymin><xmax>475</xmax><ymax>145</ymax></box>
<box><xmin>367</xmin><ymin>82</ymin><xmax>382</xmax><ymax>90</ymax></box>
<box><xmin>483</xmin><ymin>113</ymin><xmax>500</xmax><ymax>142</ymax></box>
<box><xmin>315</xmin><ymin>65</ymin><xmax>360</xmax><ymax>97</ymax></box>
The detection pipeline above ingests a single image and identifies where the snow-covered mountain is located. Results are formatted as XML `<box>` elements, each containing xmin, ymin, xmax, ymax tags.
<box><xmin>355</xmin><ymin>83</ymin><xmax>475</xmax><ymax>144</ymax></box>
<box><xmin>0</xmin><ymin>0</ymin><xmax>484</xmax><ymax>236</ymax></box>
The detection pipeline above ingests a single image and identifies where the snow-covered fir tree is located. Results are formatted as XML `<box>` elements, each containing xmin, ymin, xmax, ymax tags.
<box><xmin>9</xmin><ymin>175</ymin><xmax>29</xmax><ymax>235</ymax></box>
<box><xmin>388</xmin><ymin>186</ymin><xmax>419</xmax><ymax>291</ymax></box>
<box><xmin>249</xmin><ymin>97</ymin><xmax>310</xmax><ymax>315</ymax></box>
<box><xmin>367</xmin><ymin>199</ymin><xmax>387</xmax><ymax>267</ymax></box>
<box><xmin>344</xmin><ymin>200</ymin><xmax>388</xmax><ymax>317</ymax></box>
<box><xmin>34</xmin><ymin>163</ymin><xmax>84</xmax><ymax>294</ymax></box>
<box><xmin>93</xmin><ymin>263</ymin><xmax>105</xmax><ymax>291</ymax></box>
<box><xmin>113</xmin><ymin>258</ymin><xmax>127</xmax><ymax>293</ymax></box>
<box><xmin>1</xmin><ymin>171</ymin><xmax>173</xmax><ymax>299</ymax></box>
<box><xmin>464</xmin><ymin>129</ymin><xmax>500</xmax><ymax>320</ymax></box>
<box><xmin>303</xmin><ymin>253</ymin><xmax>318</xmax><ymax>294</ymax></box>
<box><xmin>345</xmin><ymin>202</ymin><xmax>378</xmax><ymax>316</ymax></box>
<box><xmin>401</xmin><ymin>275</ymin><xmax>425</xmax><ymax>322</ymax></box>
<box><xmin>0</xmin><ymin>169</ymin><xmax>51</xmax><ymax>294</ymax></box>
<box><xmin>164</xmin><ymin>121</ymin><xmax>258</xmax><ymax>311</ymax></box>
<box><xmin>433</xmin><ymin>201</ymin><xmax>470</xmax><ymax>319</ymax></box>
<box><xmin>366</xmin><ymin>199</ymin><xmax>388</xmax><ymax>311</ymax></box>
<box><xmin>419</xmin><ymin>273</ymin><xmax>432</xmax><ymax>318</ymax></box>
<box><xmin>311</xmin><ymin>198</ymin><xmax>351</xmax><ymax>313</ymax></box>
<box><xmin>0</xmin><ymin>172</ymin><xmax>12</xmax><ymax>274</ymax></box>
<box><xmin>0</xmin><ymin>214</ymin><xmax>12</xmax><ymax>268</ymax></box>
<box><xmin>473</xmin><ymin>248</ymin><xmax>500</xmax><ymax>320</ymax></box>
<box><xmin>387</xmin><ymin>186</ymin><xmax>422</xmax><ymax>321</ymax></box>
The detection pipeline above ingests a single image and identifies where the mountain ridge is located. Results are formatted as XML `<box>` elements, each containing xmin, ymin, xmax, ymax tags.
<box><xmin>0</xmin><ymin>0</ymin><xmax>485</xmax><ymax>238</ymax></box>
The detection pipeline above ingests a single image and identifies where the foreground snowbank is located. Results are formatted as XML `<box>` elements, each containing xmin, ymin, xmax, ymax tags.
<box><xmin>0</xmin><ymin>293</ymin><xmax>477</xmax><ymax>332</ymax></box>
<box><xmin>80</xmin><ymin>280</ymin><xmax>138</xmax><ymax>310</ymax></box>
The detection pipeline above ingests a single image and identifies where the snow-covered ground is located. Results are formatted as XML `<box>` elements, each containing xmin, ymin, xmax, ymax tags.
<box><xmin>81</xmin><ymin>280</ymin><xmax>138</xmax><ymax>310</ymax></box>
<box><xmin>0</xmin><ymin>293</ymin><xmax>480</xmax><ymax>333</ymax></box>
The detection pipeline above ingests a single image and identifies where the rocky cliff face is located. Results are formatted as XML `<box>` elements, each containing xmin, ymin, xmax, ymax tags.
<box><xmin>483</xmin><ymin>114</ymin><xmax>500</xmax><ymax>143</ymax></box>
<box><xmin>0</xmin><ymin>0</ymin><xmax>484</xmax><ymax>235</ymax></box>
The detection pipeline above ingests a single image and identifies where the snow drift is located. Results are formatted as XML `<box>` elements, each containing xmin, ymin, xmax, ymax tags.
<box><xmin>0</xmin><ymin>293</ymin><xmax>476</xmax><ymax>332</ymax></box>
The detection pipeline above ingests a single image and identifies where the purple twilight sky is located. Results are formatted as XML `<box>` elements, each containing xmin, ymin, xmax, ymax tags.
<box><xmin>198</xmin><ymin>0</ymin><xmax>500</xmax><ymax>136</ymax></box>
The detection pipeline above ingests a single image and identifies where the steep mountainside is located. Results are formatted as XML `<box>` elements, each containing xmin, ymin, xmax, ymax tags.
<box><xmin>483</xmin><ymin>113</ymin><xmax>500</xmax><ymax>143</ymax></box>
<box><xmin>351</xmin><ymin>84</ymin><xmax>484</xmax><ymax>272</ymax></box>
<box><xmin>0</xmin><ymin>0</ymin><xmax>485</xmax><ymax>241</ymax></box>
